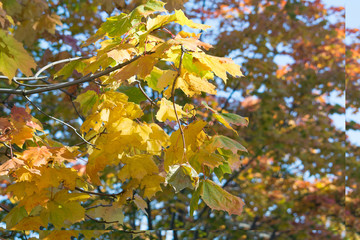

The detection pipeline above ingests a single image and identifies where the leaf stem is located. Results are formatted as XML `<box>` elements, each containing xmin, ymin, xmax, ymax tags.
<box><xmin>171</xmin><ymin>46</ymin><xmax>186</xmax><ymax>159</ymax></box>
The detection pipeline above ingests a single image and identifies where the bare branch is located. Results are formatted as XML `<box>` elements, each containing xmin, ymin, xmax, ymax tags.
<box><xmin>23</xmin><ymin>95</ymin><xmax>94</xmax><ymax>147</ymax></box>
<box><xmin>85</xmin><ymin>214</ymin><xmax>119</xmax><ymax>224</ymax></box>
<box><xmin>75</xmin><ymin>187</ymin><xmax>123</xmax><ymax>198</ymax></box>
<box><xmin>86</xmin><ymin>204</ymin><xmax>113</xmax><ymax>210</ymax></box>
<box><xmin>136</xmin><ymin>80</ymin><xmax>159</xmax><ymax>108</ymax></box>
<box><xmin>13</xmin><ymin>79</ymin><xmax>50</xmax><ymax>88</ymax></box>
<box><xmin>171</xmin><ymin>46</ymin><xmax>186</xmax><ymax>159</ymax></box>
<box><xmin>0</xmin><ymin>76</ymin><xmax>48</xmax><ymax>81</ymax></box>
<box><xmin>0</xmin><ymin>204</ymin><xmax>10</xmax><ymax>212</ymax></box>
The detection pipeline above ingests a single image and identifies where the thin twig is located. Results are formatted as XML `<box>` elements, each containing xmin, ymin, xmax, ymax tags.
<box><xmin>38</xmin><ymin>78</ymin><xmax>84</xmax><ymax>121</ymax></box>
<box><xmin>75</xmin><ymin>187</ymin><xmax>123</xmax><ymax>198</ymax></box>
<box><xmin>70</xmin><ymin>97</ymin><xmax>85</xmax><ymax>121</ymax></box>
<box><xmin>171</xmin><ymin>46</ymin><xmax>186</xmax><ymax>159</ymax></box>
<box><xmin>13</xmin><ymin>79</ymin><xmax>49</xmax><ymax>88</ymax></box>
<box><xmin>221</xmin><ymin>81</ymin><xmax>241</xmax><ymax>111</ymax></box>
<box><xmin>23</xmin><ymin>94</ymin><xmax>94</xmax><ymax>147</ymax></box>
<box><xmin>0</xmin><ymin>204</ymin><xmax>10</xmax><ymax>212</ymax></box>
<box><xmin>85</xmin><ymin>214</ymin><xmax>119</xmax><ymax>224</ymax></box>
<box><xmin>136</xmin><ymin>80</ymin><xmax>159</xmax><ymax>108</ymax></box>
<box><xmin>86</xmin><ymin>204</ymin><xmax>113</xmax><ymax>210</ymax></box>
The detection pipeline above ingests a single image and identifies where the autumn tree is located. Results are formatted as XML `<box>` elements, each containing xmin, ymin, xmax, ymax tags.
<box><xmin>0</xmin><ymin>0</ymin><xmax>251</xmax><ymax>239</ymax></box>
<box><xmin>0</xmin><ymin>0</ymin><xmax>356</xmax><ymax>239</ymax></box>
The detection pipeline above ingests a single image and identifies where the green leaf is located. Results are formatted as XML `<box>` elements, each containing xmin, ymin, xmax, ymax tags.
<box><xmin>202</xmin><ymin>101</ymin><xmax>248</xmax><ymax>133</ymax></box>
<box><xmin>144</xmin><ymin>67</ymin><xmax>163</xmax><ymax>91</ymax></box>
<box><xmin>135</xmin><ymin>0</ymin><xmax>166</xmax><ymax>17</ymax></box>
<box><xmin>207</xmin><ymin>135</ymin><xmax>247</xmax><ymax>154</ymax></box>
<box><xmin>2</xmin><ymin>205</ymin><xmax>28</xmax><ymax>229</ymax></box>
<box><xmin>217</xmin><ymin>113</ymin><xmax>249</xmax><ymax>127</ymax></box>
<box><xmin>54</xmin><ymin>59</ymin><xmax>86</xmax><ymax>79</ymax></box>
<box><xmin>0</xmin><ymin>29</ymin><xmax>36</xmax><ymax>80</ymax></box>
<box><xmin>214</xmin><ymin>162</ymin><xmax>232</xmax><ymax>181</ymax></box>
<box><xmin>166</xmin><ymin>164</ymin><xmax>199</xmax><ymax>193</ymax></box>
<box><xmin>190</xmin><ymin>181</ymin><xmax>203</xmax><ymax>217</ymax></box>
<box><xmin>200</xmin><ymin>179</ymin><xmax>244</xmax><ymax>216</ymax></box>
<box><xmin>118</xmin><ymin>85</ymin><xmax>147</xmax><ymax>104</ymax></box>
<box><xmin>74</xmin><ymin>90</ymin><xmax>99</xmax><ymax>116</ymax></box>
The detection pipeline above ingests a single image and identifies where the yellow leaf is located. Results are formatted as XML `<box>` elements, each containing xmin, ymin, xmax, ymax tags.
<box><xmin>134</xmin><ymin>194</ymin><xmax>148</xmax><ymax>215</ymax></box>
<box><xmin>173</xmin><ymin>10</ymin><xmax>210</xmax><ymax>30</ymax></box>
<box><xmin>156</xmin><ymin>98</ymin><xmax>188</xmax><ymax>122</ymax></box>
<box><xmin>193</xmin><ymin>52</ymin><xmax>243</xmax><ymax>83</ymax></box>
<box><xmin>140</xmin><ymin>174</ymin><xmax>164</xmax><ymax>199</ymax></box>
<box><xmin>156</xmin><ymin>69</ymin><xmax>177</xmax><ymax>91</ymax></box>
<box><xmin>119</xmin><ymin>155</ymin><xmax>158</xmax><ymax>181</ymax></box>
<box><xmin>11</xmin><ymin>215</ymin><xmax>44</xmax><ymax>230</ymax></box>
<box><xmin>86</xmin><ymin>204</ymin><xmax>124</xmax><ymax>225</ymax></box>
<box><xmin>42</xmin><ymin>230</ymin><xmax>78</xmax><ymax>240</ymax></box>
<box><xmin>164</xmin><ymin>120</ymin><xmax>207</xmax><ymax>170</ymax></box>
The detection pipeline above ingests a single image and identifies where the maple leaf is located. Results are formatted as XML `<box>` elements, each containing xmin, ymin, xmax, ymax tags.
<box><xmin>206</xmin><ymin>135</ymin><xmax>247</xmax><ymax>154</ymax></box>
<box><xmin>0</xmin><ymin>29</ymin><xmax>36</xmax><ymax>80</ymax></box>
<box><xmin>11</xmin><ymin>215</ymin><xmax>44</xmax><ymax>230</ymax></box>
<box><xmin>19</xmin><ymin>146</ymin><xmax>52</xmax><ymax>167</ymax></box>
<box><xmin>134</xmin><ymin>194</ymin><xmax>148</xmax><ymax>216</ymax></box>
<box><xmin>0</xmin><ymin>157</ymin><xmax>24</xmax><ymax>175</ymax></box>
<box><xmin>202</xmin><ymin>101</ymin><xmax>248</xmax><ymax>134</ymax></box>
<box><xmin>119</xmin><ymin>154</ymin><xmax>158</xmax><ymax>181</ymax></box>
<box><xmin>166</xmin><ymin>163</ymin><xmax>199</xmax><ymax>192</ymax></box>
<box><xmin>2</xmin><ymin>205</ymin><xmax>28</xmax><ymax>229</ymax></box>
<box><xmin>192</xmin><ymin>52</ymin><xmax>243</xmax><ymax>83</ymax></box>
<box><xmin>140</xmin><ymin>174</ymin><xmax>165</xmax><ymax>199</ymax></box>
<box><xmin>200</xmin><ymin>179</ymin><xmax>244</xmax><ymax>216</ymax></box>
<box><xmin>86</xmin><ymin>204</ymin><xmax>124</xmax><ymax>225</ymax></box>
<box><xmin>156</xmin><ymin>98</ymin><xmax>189</xmax><ymax>122</ymax></box>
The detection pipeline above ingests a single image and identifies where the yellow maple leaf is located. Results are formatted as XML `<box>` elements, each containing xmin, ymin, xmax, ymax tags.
<box><xmin>140</xmin><ymin>174</ymin><xmax>165</xmax><ymax>199</ymax></box>
<box><xmin>118</xmin><ymin>155</ymin><xmax>158</xmax><ymax>181</ymax></box>
<box><xmin>192</xmin><ymin>52</ymin><xmax>243</xmax><ymax>83</ymax></box>
<box><xmin>156</xmin><ymin>98</ymin><xmax>188</xmax><ymax>122</ymax></box>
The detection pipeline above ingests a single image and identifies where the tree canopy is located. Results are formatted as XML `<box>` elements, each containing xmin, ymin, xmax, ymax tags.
<box><xmin>0</xmin><ymin>0</ymin><xmax>356</xmax><ymax>239</ymax></box>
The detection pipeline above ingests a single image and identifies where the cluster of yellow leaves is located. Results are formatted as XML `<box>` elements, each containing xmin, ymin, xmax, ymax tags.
<box><xmin>77</xmin><ymin>90</ymin><xmax>169</xmax><ymax>200</ymax></box>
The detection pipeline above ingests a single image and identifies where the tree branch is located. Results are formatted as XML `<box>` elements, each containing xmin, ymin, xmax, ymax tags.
<box><xmin>171</xmin><ymin>46</ymin><xmax>186</xmax><ymax>159</ymax></box>
<box><xmin>75</xmin><ymin>187</ymin><xmax>123</xmax><ymax>198</ymax></box>
<box><xmin>136</xmin><ymin>80</ymin><xmax>159</xmax><ymax>109</ymax></box>
<box><xmin>85</xmin><ymin>214</ymin><xmax>119</xmax><ymax>224</ymax></box>
<box><xmin>146</xmin><ymin>199</ymin><xmax>153</xmax><ymax>230</ymax></box>
<box><xmin>0</xmin><ymin>53</ymin><xmax>150</xmax><ymax>95</ymax></box>
<box><xmin>85</xmin><ymin>204</ymin><xmax>113</xmax><ymax>210</ymax></box>
<box><xmin>0</xmin><ymin>204</ymin><xmax>10</xmax><ymax>212</ymax></box>
<box><xmin>221</xmin><ymin>81</ymin><xmax>241</xmax><ymax>111</ymax></box>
